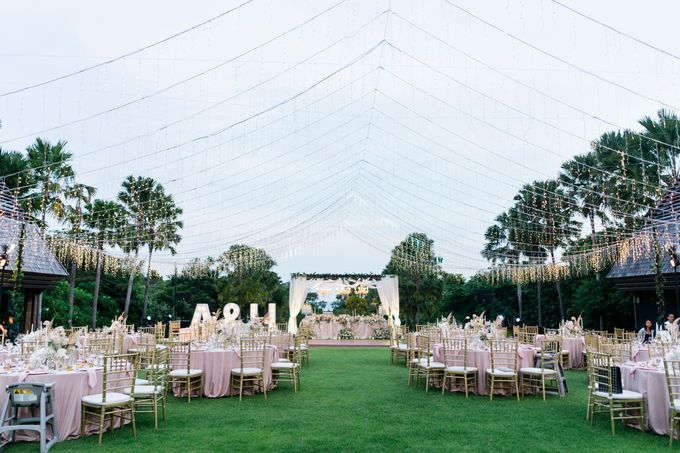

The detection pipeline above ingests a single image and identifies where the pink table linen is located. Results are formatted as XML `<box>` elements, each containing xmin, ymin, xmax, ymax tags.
<box><xmin>433</xmin><ymin>345</ymin><xmax>535</xmax><ymax>395</ymax></box>
<box><xmin>175</xmin><ymin>346</ymin><xmax>278</xmax><ymax>398</ymax></box>
<box><xmin>621</xmin><ymin>363</ymin><xmax>669</xmax><ymax>435</ymax></box>
<box><xmin>534</xmin><ymin>335</ymin><xmax>585</xmax><ymax>368</ymax></box>
<box><xmin>0</xmin><ymin>367</ymin><xmax>109</xmax><ymax>441</ymax></box>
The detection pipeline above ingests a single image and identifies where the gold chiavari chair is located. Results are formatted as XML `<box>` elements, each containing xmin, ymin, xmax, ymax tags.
<box><xmin>520</xmin><ymin>338</ymin><xmax>560</xmax><ymax>400</ymax></box>
<box><xmin>154</xmin><ymin>322</ymin><xmax>166</xmax><ymax>341</ymax></box>
<box><xmin>125</xmin><ymin>324</ymin><xmax>135</xmax><ymax>334</ymax></box>
<box><xmin>271</xmin><ymin>336</ymin><xmax>300</xmax><ymax>393</ymax></box>
<box><xmin>588</xmin><ymin>351</ymin><xmax>644</xmax><ymax>434</ymax></box>
<box><xmin>230</xmin><ymin>338</ymin><xmax>267</xmax><ymax>401</ymax></box>
<box><xmin>389</xmin><ymin>326</ymin><xmax>408</xmax><ymax>366</ymax></box>
<box><xmin>85</xmin><ymin>336</ymin><xmax>114</xmax><ymax>356</ymax></box>
<box><xmin>408</xmin><ymin>334</ymin><xmax>426</xmax><ymax>386</ymax></box>
<box><xmin>441</xmin><ymin>337</ymin><xmax>477</xmax><ymax>398</ymax></box>
<box><xmin>512</xmin><ymin>325</ymin><xmax>521</xmax><ymax>338</ymax></box>
<box><xmin>168</xmin><ymin>321</ymin><xmax>181</xmax><ymax>339</ymax></box>
<box><xmin>297</xmin><ymin>328</ymin><xmax>311</xmax><ymax>367</ymax></box>
<box><xmin>20</xmin><ymin>340</ymin><xmax>40</xmax><ymax>360</ymax></box>
<box><xmin>415</xmin><ymin>335</ymin><xmax>445</xmax><ymax>392</ymax></box>
<box><xmin>613</xmin><ymin>327</ymin><xmax>625</xmax><ymax>340</ymax></box>
<box><xmin>270</xmin><ymin>332</ymin><xmax>292</xmax><ymax>362</ymax></box>
<box><xmin>495</xmin><ymin>327</ymin><xmax>508</xmax><ymax>338</ymax></box>
<box><xmin>125</xmin><ymin>346</ymin><xmax>169</xmax><ymax>429</ymax></box>
<box><xmin>664</xmin><ymin>359</ymin><xmax>680</xmax><ymax>446</ymax></box>
<box><xmin>80</xmin><ymin>352</ymin><xmax>137</xmax><ymax>444</ymax></box>
<box><xmin>168</xmin><ymin>341</ymin><xmax>203</xmax><ymax>403</ymax></box>
<box><xmin>487</xmin><ymin>340</ymin><xmax>519</xmax><ymax>401</ymax></box>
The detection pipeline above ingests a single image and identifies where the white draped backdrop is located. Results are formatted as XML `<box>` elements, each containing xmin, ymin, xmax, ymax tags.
<box><xmin>288</xmin><ymin>275</ymin><xmax>400</xmax><ymax>334</ymax></box>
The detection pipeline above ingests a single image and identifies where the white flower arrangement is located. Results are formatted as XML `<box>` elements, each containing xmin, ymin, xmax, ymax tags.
<box><xmin>667</xmin><ymin>346</ymin><xmax>680</xmax><ymax>361</ymax></box>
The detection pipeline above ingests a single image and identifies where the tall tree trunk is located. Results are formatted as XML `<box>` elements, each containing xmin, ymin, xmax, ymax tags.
<box><xmin>536</xmin><ymin>280</ymin><xmax>543</xmax><ymax>327</ymax></box>
<box><xmin>550</xmin><ymin>249</ymin><xmax>565</xmax><ymax>321</ymax></box>
<box><xmin>91</xmin><ymin>251</ymin><xmax>103</xmax><ymax>329</ymax></box>
<box><xmin>123</xmin><ymin>250</ymin><xmax>138</xmax><ymax>320</ymax></box>
<box><xmin>142</xmin><ymin>247</ymin><xmax>153</xmax><ymax>322</ymax></box>
<box><xmin>516</xmin><ymin>283</ymin><xmax>523</xmax><ymax>319</ymax></box>
<box><xmin>68</xmin><ymin>261</ymin><xmax>76</xmax><ymax>328</ymax></box>
<box><xmin>590</xmin><ymin>209</ymin><xmax>601</xmax><ymax>282</ymax></box>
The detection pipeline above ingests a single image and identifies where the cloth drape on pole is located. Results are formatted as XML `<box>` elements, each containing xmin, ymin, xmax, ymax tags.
<box><xmin>376</xmin><ymin>276</ymin><xmax>400</xmax><ymax>328</ymax></box>
<box><xmin>288</xmin><ymin>276</ymin><xmax>308</xmax><ymax>334</ymax></box>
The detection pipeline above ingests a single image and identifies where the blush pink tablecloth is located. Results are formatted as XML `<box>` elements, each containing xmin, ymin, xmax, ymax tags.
<box><xmin>174</xmin><ymin>346</ymin><xmax>278</xmax><ymax>398</ymax></box>
<box><xmin>0</xmin><ymin>367</ymin><xmax>110</xmax><ymax>441</ymax></box>
<box><xmin>533</xmin><ymin>335</ymin><xmax>585</xmax><ymax>368</ymax></box>
<box><xmin>433</xmin><ymin>345</ymin><xmax>535</xmax><ymax>395</ymax></box>
<box><xmin>621</xmin><ymin>363</ymin><xmax>669</xmax><ymax>435</ymax></box>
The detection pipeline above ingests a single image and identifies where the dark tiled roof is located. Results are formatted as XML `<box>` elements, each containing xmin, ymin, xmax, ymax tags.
<box><xmin>608</xmin><ymin>181</ymin><xmax>680</xmax><ymax>280</ymax></box>
<box><xmin>0</xmin><ymin>180</ymin><xmax>68</xmax><ymax>281</ymax></box>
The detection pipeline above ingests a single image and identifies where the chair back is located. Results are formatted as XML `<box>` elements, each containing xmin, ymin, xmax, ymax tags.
<box><xmin>168</xmin><ymin>340</ymin><xmax>193</xmax><ymax>374</ymax></box>
<box><xmin>154</xmin><ymin>322</ymin><xmax>166</xmax><ymax>341</ymax></box>
<box><xmin>290</xmin><ymin>336</ymin><xmax>302</xmax><ymax>364</ymax></box>
<box><xmin>271</xmin><ymin>333</ymin><xmax>292</xmax><ymax>357</ymax></box>
<box><xmin>147</xmin><ymin>347</ymin><xmax>169</xmax><ymax>392</ymax></box>
<box><xmin>537</xmin><ymin>338</ymin><xmax>560</xmax><ymax>370</ymax></box>
<box><xmin>21</xmin><ymin>340</ymin><xmax>40</xmax><ymax>359</ymax></box>
<box><xmin>239</xmin><ymin>338</ymin><xmax>266</xmax><ymax>370</ymax></box>
<box><xmin>442</xmin><ymin>337</ymin><xmax>468</xmax><ymax>370</ymax></box>
<box><xmin>86</xmin><ymin>336</ymin><xmax>114</xmax><ymax>356</ymax></box>
<box><xmin>276</xmin><ymin>323</ymin><xmax>288</xmax><ymax>332</ymax></box>
<box><xmin>489</xmin><ymin>340</ymin><xmax>518</xmax><ymax>372</ymax></box>
<box><xmin>664</xmin><ymin>359</ymin><xmax>680</xmax><ymax>409</ymax></box>
<box><xmin>415</xmin><ymin>334</ymin><xmax>432</xmax><ymax>366</ymax></box>
<box><xmin>169</xmin><ymin>321</ymin><xmax>181</xmax><ymax>338</ymax></box>
<box><xmin>101</xmin><ymin>352</ymin><xmax>136</xmax><ymax>403</ymax></box>
<box><xmin>589</xmin><ymin>351</ymin><xmax>620</xmax><ymax>396</ymax></box>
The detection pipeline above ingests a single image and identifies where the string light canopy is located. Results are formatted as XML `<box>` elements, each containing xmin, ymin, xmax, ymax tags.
<box><xmin>2</xmin><ymin>1</ymin><xmax>680</xmax><ymax>281</ymax></box>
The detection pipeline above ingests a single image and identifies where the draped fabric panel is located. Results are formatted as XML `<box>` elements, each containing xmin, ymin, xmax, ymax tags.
<box><xmin>377</xmin><ymin>276</ymin><xmax>400</xmax><ymax>328</ymax></box>
<box><xmin>288</xmin><ymin>276</ymin><xmax>309</xmax><ymax>334</ymax></box>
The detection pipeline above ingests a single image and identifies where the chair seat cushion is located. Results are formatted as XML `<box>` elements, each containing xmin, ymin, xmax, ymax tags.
<box><xmin>123</xmin><ymin>385</ymin><xmax>163</xmax><ymax>396</ymax></box>
<box><xmin>82</xmin><ymin>392</ymin><xmax>132</xmax><ymax>406</ymax></box>
<box><xmin>134</xmin><ymin>378</ymin><xmax>150</xmax><ymax>386</ymax></box>
<box><xmin>520</xmin><ymin>367</ymin><xmax>557</xmax><ymax>375</ymax></box>
<box><xmin>593</xmin><ymin>389</ymin><xmax>643</xmax><ymax>400</ymax></box>
<box><xmin>671</xmin><ymin>399</ymin><xmax>680</xmax><ymax>411</ymax></box>
<box><xmin>419</xmin><ymin>361</ymin><xmax>445</xmax><ymax>369</ymax></box>
<box><xmin>169</xmin><ymin>369</ymin><xmax>203</xmax><ymax>377</ymax></box>
<box><xmin>446</xmin><ymin>366</ymin><xmax>477</xmax><ymax>373</ymax></box>
<box><xmin>271</xmin><ymin>362</ymin><xmax>298</xmax><ymax>369</ymax></box>
<box><xmin>486</xmin><ymin>368</ymin><xmax>517</xmax><ymax>377</ymax></box>
<box><xmin>231</xmin><ymin>367</ymin><xmax>263</xmax><ymax>376</ymax></box>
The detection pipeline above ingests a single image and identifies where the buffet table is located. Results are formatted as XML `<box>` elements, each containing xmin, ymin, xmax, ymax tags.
<box><xmin>300</xmin><ymin>315</ymin><xmax>388</xmax><ymax>339</ymax></box>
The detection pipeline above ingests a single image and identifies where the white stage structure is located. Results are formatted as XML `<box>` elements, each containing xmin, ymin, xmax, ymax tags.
<box><xmin>288</xmin><ymin>274</ymin><xmax>400</xmax><ymax>334</ymax></box>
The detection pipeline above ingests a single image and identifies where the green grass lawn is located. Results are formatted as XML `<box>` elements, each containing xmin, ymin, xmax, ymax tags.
<box><xmin>9</xmin><ymin>347</ymin><xmax>672</xmax><ymax>452</ymax></box>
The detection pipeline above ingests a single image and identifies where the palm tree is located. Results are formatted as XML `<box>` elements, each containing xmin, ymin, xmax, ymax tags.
<box><xmin>25</xmin><ymin>138</ymin><xmax>75</xmax><ymax>231</ymax></box>
<box><xmin>140</xmin><ymin>185</ymin><xmax>183</xmax><ymax>322</ymax></box>
<box><xmin>83</xmin><ymin>199</ymin><xmax>124</xmax><ymax>329</ymax></box>
<box><xmin>63</xmin><ymin>183</ymin><xmax>96</xmax><ymax>328</ymax></box>
<box><xmin>481</xmin><ymin>212</ymin><xmax>523</xmax><ymax>318</ymax></box>
<box><xmin>117</xmin><ymin>176</ymin><xmax>158</xmax><ymax>319</ymax></box>
<box><xmin>514</xmin><ymin>181</ymin><xmax>581</xmax><ymax>322</ymax></box>
<box><xmin>0</xmin><ymin>148</ymin><xmax>30</xmax><ymax>196</ymax></box>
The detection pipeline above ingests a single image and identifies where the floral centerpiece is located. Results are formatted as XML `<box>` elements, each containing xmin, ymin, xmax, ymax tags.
<box><xmin>372</xmin><ymin>328</ymin><xmax>390</xmax><ymax>340</ymax></box>
<box><xmin>560</xmin><ymin>315</ymin><xmax>584</xmax><ymax>337</ymax></box>
<box><xmin>27</xmin><ymin>324</ymin><xmax>82</xmax><ymax>370</ymax></box>
<box><xmin>338</xmin><ymin>328</ymin><xmax>355</xmax><ymax>340</ymax></box>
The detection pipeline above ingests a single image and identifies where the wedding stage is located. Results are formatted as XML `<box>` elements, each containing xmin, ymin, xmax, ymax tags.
<box><xmin>300</xmin><ymin>314</ymin><xmax>388</xmax><ymax>340</ymax></box>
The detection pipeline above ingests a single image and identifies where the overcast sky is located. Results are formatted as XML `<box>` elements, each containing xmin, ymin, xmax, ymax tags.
<box><xmin>1</xmin><ymin>0</ymin><xmax>679</xmax><ymax>284</ymax></box>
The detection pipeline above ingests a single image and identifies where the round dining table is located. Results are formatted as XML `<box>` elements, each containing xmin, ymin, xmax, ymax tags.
<box><xmin>432</xmin><ymin>344</ymin><xmax>536</xmax><ymax>395</ymax></box>
<box><xmin>0</xmin><ymin>367</ymin><xmax>113</xmax><ymax>441</ymax></box>
<box><xmin>621</xmin><ymin>362</ymin><xmax>669</xmax><ymax>435</ymax></box>
<box><xmin>173</xmin><ymin>345</ymin><xmax>278</xmax><ymax>398</ymax></box>
<box><xmin>533</xmin><ymin>335</ymin><xmax>585</xmax><ymax>368</ymax></box>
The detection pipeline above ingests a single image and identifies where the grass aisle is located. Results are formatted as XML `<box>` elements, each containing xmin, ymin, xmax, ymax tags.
<box><xmin>13</xmin><ymin>347</ymin><xmax>669</xmax><ymax>452</ymax></box>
